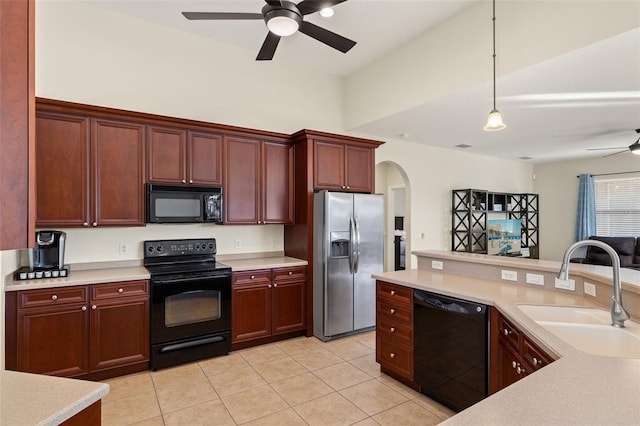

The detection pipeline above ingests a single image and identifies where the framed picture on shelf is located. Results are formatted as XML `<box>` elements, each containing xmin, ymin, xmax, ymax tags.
<box><xmin>487</xmin><ymin>219</ymin><xmax>521</xmax><ymax>255</ymax></box>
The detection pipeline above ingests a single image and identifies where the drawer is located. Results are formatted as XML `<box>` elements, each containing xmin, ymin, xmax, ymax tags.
<box><xmin>91</xmin><ymin>280</ymin><xmax>149</xmax><ymax>301</ymax></box>
<box><xmin>272</xmin><ymin>266</ymin><xmax>307</xmax><ymax>283</ymax></box>
<box><xmin>376</xmin><ymin>335</ymin><xmax>413</xmax><ymax>379</ymax></box>
<box><xmin>233</xmin><ymin>270</ymin><xmax>271</xmax><ymax>287</ymax></box>
<box><xmin>377</xmin><ymin>281</ymin><xmax>412</xmax><ymax>306</ymax></box>
<box><xmin>377</xmin><ymin>298</ymin><xmax>412</xmax><ymax>323</ymax></box>
<box><xmin>497</xmin><ymin>314</ymin><xmax>520</xmax><ymax>351</ymax></box>
<box><xmin>18</xmin><ymin>286</ymin><xmax>88</xmax><ymax>309</ymax></box>
<box><xmin>522</xmin><ymin>338</ymin><xmax>554</xmax><ymax>371</ymax></box>
<box><xmin>377</xmin><ymin>314</ymin><xmax>413</xmax><ymax>345</ymax></box>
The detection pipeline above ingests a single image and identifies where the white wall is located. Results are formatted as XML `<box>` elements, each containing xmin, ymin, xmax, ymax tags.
<box><xmin>533</xmin><ymin>154</ymin><xmax>640</xmax><ymax>261</ymax></box>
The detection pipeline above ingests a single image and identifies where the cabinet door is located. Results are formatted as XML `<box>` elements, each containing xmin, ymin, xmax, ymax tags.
<box><xmin>262</xmin><ymin>141</ymin><xmax>294</xmax><ymax>224</ymax></box>
<box><xmin>35</xmin><ymin>112</ymin><xmax>91</xmax><ymax>227</ymax></box>
<box><xmin>272</xmin><ymin>280</ymin><xmax>305</xmax><ymax>335</ymax></box>
<box><xmin>17</xmin><ymin>304</ymin><xmax>90</xmax><ymax>377</ymax></box>
<box><xmin>313</xmin><ymin>140</ymin><xmax>345</xmax><ymax>190</ymax></box>
<box><xmin>224</xmin><ymin>136</ymin><xmax>260</xmax><ymax>224</ymax></box>
<box><xmin>89</xmin><ymin>297</ymin><xmax>149</xmax><ymax>372</ymax></box>
<box><xmin>147</xmin><ymin>125</ymin><xmax>187</xmax><ymax>183</ymax></box>
<box><xmin>188</xmin><ymin>131</ymin><xmax>223</xmax><ymax>185</ymax></box>
<box><xmin>344</xmin><ymin>145</ymin><xmax>374</xmax><ymax>193</ymax></box>
<box><xmin>232</xmin><ymin>284</ymin><xmax>271</xmax><ymax>343</ymax></box>
<box><xmin>92</xmin><ymin>118</ymin><xmax>146</xmax><ymax>226</ymax></box>
<box><xmin>497</xmin><ymin>340</ymin><xmax>525</xmax><ymax>389</ymax></box>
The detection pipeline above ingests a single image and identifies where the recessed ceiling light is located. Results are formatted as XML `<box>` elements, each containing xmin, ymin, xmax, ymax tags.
<box><xmin>518</xmin><ymin>156</ymin><xmax>534</xmax><ymax>160</ymax></box>
<box><xmin>454</xmin><ymin>144</ymin><xmax>472</xmax><ymax>149</ymax></box>
<box><xmin>319</xmin><ymin>8</ymin><xmax>334</xmax><ymax>18</ymax></box>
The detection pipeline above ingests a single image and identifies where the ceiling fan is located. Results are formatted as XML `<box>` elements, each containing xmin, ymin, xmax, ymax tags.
<box><xmin>182</xmin><ymin>1</ymin><xmax>356</xmax><ymax>61</ymax></box>
<box><xmin>586</xmin><ymin>129</ymin><xmax>640</xmax><ymax>157</ymax></box>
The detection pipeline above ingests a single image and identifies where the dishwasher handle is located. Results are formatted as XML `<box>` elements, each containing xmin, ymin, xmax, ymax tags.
<box><xmin>414</xmin><ymin>290</ymin><xmax>486</xmax><ymax>315</ymax></box>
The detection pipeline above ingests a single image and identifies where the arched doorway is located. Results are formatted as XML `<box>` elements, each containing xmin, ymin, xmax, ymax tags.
<box><xmin>375</xmin><ymin>161</ymin><xmax>411</xmax><ymax>272</ymax></box>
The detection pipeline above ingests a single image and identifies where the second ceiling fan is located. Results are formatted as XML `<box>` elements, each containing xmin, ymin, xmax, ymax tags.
<box><xmin>182</xmin><ymin>0</ymin><xmax>356</xmax><ymax>61</ymax></box>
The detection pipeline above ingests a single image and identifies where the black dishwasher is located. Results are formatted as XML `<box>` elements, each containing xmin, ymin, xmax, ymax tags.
<box><xmin>413</xmin><ymin>289</ymin><xmax>489</xmax><ymax>412</ymax></box>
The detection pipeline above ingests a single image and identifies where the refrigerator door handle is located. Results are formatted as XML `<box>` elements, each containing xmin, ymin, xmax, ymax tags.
<box><xmin>354</xmin><ymin>216</ymin><xmax>361</xmax><ymax>273</ymax></box>
<box><xmin>349</xmin><ymin>216</ymin><xmax>356</xmax><ymax>274</ymax></box>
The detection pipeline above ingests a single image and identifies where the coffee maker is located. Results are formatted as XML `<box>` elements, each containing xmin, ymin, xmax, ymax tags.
<box><xmin>13</xmin><ymin>230</ymin><xmax>69</xmax><ymax>280</ymax></box>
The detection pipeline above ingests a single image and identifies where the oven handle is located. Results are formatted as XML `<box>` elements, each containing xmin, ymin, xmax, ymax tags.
<box><xmin>152</xmin><ymin>275</ymin><xmax>230</xmax><ymax>285</ymax></box>
<box><xmin>159</xmin><ymin>335</ymin><xmax>226</xmax><ymax>353</ymax></box>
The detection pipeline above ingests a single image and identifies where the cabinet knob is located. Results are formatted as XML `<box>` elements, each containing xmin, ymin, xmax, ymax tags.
<box><xmin>533</xmin><ymin>357</ymin><xmax>541</xmax><ymax>366</ymax></box>
<box><xmin>92</xmin><ymin>305</ymin><xmax>97</xmax><ymax>310</ymax></box>
<box><xmin>512</xmin><ymin>361</ymin><xmax>517</xmax><ymax>369</ymax></box>
<box><xmin>268</xmin><ymin>284</ymin><xmax>272</xmax><ymax>288</ymax></box>
<box><xmin>346</xmin><ymin>186</ymin><xmax>350</xmax><ymax>190</ymax></box>
<box><xmin>389</xmin><ymin>353</ymin><xmax>396</xmax><ymax>359</ymax></box>
<box><xmin>83</xmin><ymin>222</ymin><xmax>89</xmax><ymax>228</ymax></box>
<box><xmin>118</xmin><ymin>288</ymin><xmax>124</xmax><ymax>294</ymax></box>
<box><xmin>251</xmin><ymin>275</ymin><xmax>255</xmax><ymax>279</ymax></box>
<box><xmin>503</xmin><ymin>328</ymin><xmax>511</xmax><ymax>336</ymax></box>
<box><xmin>81</xmin><ymin>306</ymin><xmax>87</xmax><ymax>311</ymax></box>
<box><xmin>390</xmin><ymin>308</ymin><xmax>396</xmax><ymax>314</ymax></box>
<box><xmin>189</xmin><ymin>179</ymin><xmax>193</xmax><ymax>184</ymax></box>
<box><xmin>390</xmin><ymin>290</ymin><xmax>396</xmax><ymax>296</ymax></box>
<box><xmin>51</xmin><ymin>295</ymin><xmax>58</xmax><ymax>301</ymax></box>
<box><xmin>273</xmin><ymin>283</ymin><xmax>278</xmax><ymax>288</ymax></box>
<box><xmin>390</xmin><ymin>327</ymin><xmax>396</xmax><ymax>333</ymax></box>
<box><xmin>182</xmin><ymin>179</ymin><xmax>186</xmax><ymax>184</ymax></box>
<box><xmin>92</xmin><ymin>222</ymin><xmax>97</xmax><ymax>227</ymax></box>
<box><xmin>288</xmin><ymin>271</ymin><xmax>293</xmax><ymax>275</ymax></box>
<box><xmin>342</xmin><ymin>185</ymin><xmax>346</xmax><ymax>189</ymax></box>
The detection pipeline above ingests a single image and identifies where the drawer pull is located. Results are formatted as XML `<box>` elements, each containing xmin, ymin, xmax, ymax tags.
<box><xmin>51</xmin><ymin>295</ymin><xmax>58</xmax><ymax>301</ymax></box>
<box><xmin>390</xmin><ymin>327</ymin><xmax>396</xmax><ymax>333</ymax></box>
<box><xmin>390</xmin><ymin>308</ymin><xmax>396</xmax><ymax>314</ymax></box>
<box><xmin>389</xmin><ymin>353</ymin><xmax>396</xmax><ymax>359</ymax></box>
<box><xmin>390</xmin><ymin>290</ymin><xmax>396</xmax><ymax>296</ymax></box>
<box><xmin>118</xmin><ymin>288</ymin><xmax>124</xmax><ymax>294</ymax></box>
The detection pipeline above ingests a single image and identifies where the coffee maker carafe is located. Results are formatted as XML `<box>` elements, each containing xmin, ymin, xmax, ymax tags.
<box><xmin>29</xmin><ymin>230</ymin><xmax>66</xmax><ymax>270</ymax></box>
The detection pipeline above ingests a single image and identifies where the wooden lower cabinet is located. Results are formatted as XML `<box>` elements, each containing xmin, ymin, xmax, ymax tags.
<box><xmin>8</xmin><ymin>280</ymin><xmax>149</xmax><ymax>380</ymax></box>
<box><xmin>232</xmin><ymin>266</ymin><xmax>306</xmax><ymax>348</ymax></box>
<box><xmin>490</xmin><ymin>308</ymin><xmax>555</xmax><ymax>394</ymax></box>
<box><xmin>375</xmin><ymin>281</ymin><xmax>415</xmax><ymax>385</ymax></box>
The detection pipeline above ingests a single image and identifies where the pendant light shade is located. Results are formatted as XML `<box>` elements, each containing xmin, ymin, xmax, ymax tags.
<box><xmin>484</xmin><ymin>0</ymin><xmax>506</xmax><ymax>132</ymax></box>
<box><xmin>265</xmin><ymin>8</ymin><xmax>301</xmax><ymax>36</ymax></box>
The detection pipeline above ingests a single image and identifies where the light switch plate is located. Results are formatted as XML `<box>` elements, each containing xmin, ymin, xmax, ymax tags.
<box><xmin>501</xmin><ymin>270</ymin><xmax>518</xmax><ymax>281</ymax></box>
<box><xmin>526</xmin><ymin>273</ymin><xmax>544</xmax><ymax>286</ymax></box>
<box><xmin>432</xmin><ymin>260</ymin><xmax>443</xmax><ymax>270</ymax></box>
<box><xmin>584</xmin><ymin>281</ymin><xmax>597</xmax><ymax>297</ymax></box>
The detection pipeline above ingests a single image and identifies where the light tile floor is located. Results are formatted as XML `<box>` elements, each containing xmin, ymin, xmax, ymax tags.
<box><xmin>101</xmin><ymin>331</ymin><xmax>455</xmax><ymax>425</ymax></box>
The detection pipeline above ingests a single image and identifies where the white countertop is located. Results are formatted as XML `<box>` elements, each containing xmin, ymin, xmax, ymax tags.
<box><xmin>372</xmin><ymin>267</ymin><xmax>640</xmax><ymax>425</ymax></box>
<box><xmin>0</xmin><ymin>370</ymin><xmax>109</xmax><ymax>425</ymax></box>
<box><xmin>220</xmin><ymin>256</ymin><xmax>308</xmax><ymax>271</ymax></box>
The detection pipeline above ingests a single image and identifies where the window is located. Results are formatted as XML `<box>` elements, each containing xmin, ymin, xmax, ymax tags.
<box><xmin>594</xmin><ymin>174</ymin><xmax>640</xmax><ymax>236</ymax></box>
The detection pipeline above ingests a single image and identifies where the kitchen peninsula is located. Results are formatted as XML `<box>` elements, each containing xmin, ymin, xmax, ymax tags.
<box><xmin>373</xmin><ymin>250</ymin><xmax>640</xmax><ymax>425</ymax></box>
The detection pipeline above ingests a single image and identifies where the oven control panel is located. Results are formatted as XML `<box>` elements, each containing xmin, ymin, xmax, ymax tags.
<box><xmin>144</xmin><ymin>238</ymin><xmax>217</xmax><ymax>257</ymax></box>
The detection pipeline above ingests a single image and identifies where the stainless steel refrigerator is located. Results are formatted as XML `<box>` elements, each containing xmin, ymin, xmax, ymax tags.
<box><xmin>313</xmin><ymin>191</ymin><xmax>384</xmax><ymax>341</ymax></box>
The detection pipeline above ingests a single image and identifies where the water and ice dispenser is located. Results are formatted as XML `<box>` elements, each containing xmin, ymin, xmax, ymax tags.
<box><xmin>330</xmin><ymin>232</ymin><xmax>350</xmax><ymax>258</ymax></box>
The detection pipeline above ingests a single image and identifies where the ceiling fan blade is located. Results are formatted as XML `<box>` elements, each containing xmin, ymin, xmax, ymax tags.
<box><xmin>257</xmin><ymin>32</ymin><xmax>281</xmax><ymax>61</ymax></box>
<box><xmin>586</xmin><ymin>147</ymin><xmax>628</xmax><ymax>151</ymax></box>
<box><xmin>298</xmin><ymin>21</ymin><xmax>356</xmax><ymax>53</ymax></box>
<box><xmin>182</xmin><ymin>12</ymin><xmax>263</xmax><ymax>20</ymax></box>
<box><xmin>603</xmin><ymin>149</ymin><xmax>628</xmax><ymax>158</ymax></box>
<box><xmin>297</xmin><ymin>0</ymin><xmax>348</xmax><ymax>16</ymax></box>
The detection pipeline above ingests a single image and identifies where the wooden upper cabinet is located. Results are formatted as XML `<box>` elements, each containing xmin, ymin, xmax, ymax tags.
<box><xmin>146</xmin><ymin>125</ymin><xmax>187</xmax><ymax>184</ymax></box>
<box><xmin>189</xmin><ymin>131</ymin><xmax>223</xmax><ymax>185</ymax></box>
<box><xmin>92</xmin><ymin>118</ymin><xmax>146</xmax><ymax>226</ymax></box>
<box><xmin>36</xmin><ymin>112</ymin><xmax>91</xmax><ymax>227</ymax></box>
<box><xmin>262</xmin><ymin>141</ymin><xmax>294</xmax><ymax>224</ymax></box>
<box><xmin>147</xmin><ymin>126</ymin><xmax>222</xmax><ymax>186</ymax></box>
<box><xmin>224</xmin><ymin>136</ymin><xmax>261</xmax><ymax>224</ymax></box>
<box><xmin>0</xmin><ymin>0</ymin><xmax>35</xmax><ymax>249</ymax></box>
<box><xmin>313</xmin><ymin>139</ymin><xmax>375</xmax><ymax>193</ymax></box>
<box><xmin>224</xmin><ymin>136</ymin><xmax>293</xmax><ymax>225</ymax></box>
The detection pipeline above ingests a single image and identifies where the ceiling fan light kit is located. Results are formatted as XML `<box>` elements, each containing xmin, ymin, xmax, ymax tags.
<box><xmin>182</xmin><ymin>0</ymin><xmax>355</xmax><ymax>61</ymax></box>
<box><xmin>484</xmin><ymin>0</ymin><xmax>506</xmax><ymax>132</ymax></box>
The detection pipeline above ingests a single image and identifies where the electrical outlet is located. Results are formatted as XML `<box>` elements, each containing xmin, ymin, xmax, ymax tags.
<box><xmin>584</xmin><ymin>281</ymin><xmax>597</xmax><ymax>297</ymax></box>
<box><xmin>271</xmin><ymin>238</ymin><xmax>277</xmax><ymax>248</ymax></box>
<box><xmin>555</xmin><ymin>277</ymin><xmax>576</xmax><ymax>291</ymax></box>
<box><xmin>526</xmin><ymin>273</ymin><xmax>544</xmax><ymax>286</ymax></box>
<box><xmin>119</xmin><ymin>243</ymin><xmax>128</xmax><ymax>255</ymax></box>
<box><xmin>234</xmin><ymin>239</ymin><xmax>241</xmax><ymax>249</ymax></box>
<box><xmin>501</xmin><ymin>270</ymin><xmax>518</xmax><ymax>282</ymax></box>
<box><xmin>432</xmin><ymin>260</ymin><xmax>443</xmax><ymax>270</ymax></box>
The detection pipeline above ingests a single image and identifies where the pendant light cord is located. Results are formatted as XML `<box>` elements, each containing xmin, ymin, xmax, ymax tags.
<box><xmin>492</xmin><ymin>0</ymin><xmax>497</xmax><ymax>111</ymax></box>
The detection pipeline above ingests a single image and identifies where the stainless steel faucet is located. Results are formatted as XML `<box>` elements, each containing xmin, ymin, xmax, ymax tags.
<box><xmin>558</xmin><ymin>240</ymin><xmax>630</xmax><ymax>327</ymax></box>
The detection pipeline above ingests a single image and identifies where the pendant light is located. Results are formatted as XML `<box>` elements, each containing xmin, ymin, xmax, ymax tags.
<box><xmin>484</xmin><ymin>0</ymin><xmax>506</xmax><ymax>131</ymax></box>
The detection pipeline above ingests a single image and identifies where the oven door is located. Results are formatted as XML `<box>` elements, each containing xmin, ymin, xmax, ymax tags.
<box><xmin>150</xmin><ymin>271</ymin><xmax>231</xmax><ymax>345</ymax></box>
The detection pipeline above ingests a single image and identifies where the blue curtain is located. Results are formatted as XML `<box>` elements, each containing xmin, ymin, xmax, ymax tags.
<box><xmin>575</xmin><ymin>173</ymin><xmax>596</xmax><ymax>241</ymax></box>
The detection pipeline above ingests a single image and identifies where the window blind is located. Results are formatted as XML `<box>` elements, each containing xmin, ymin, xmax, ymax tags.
<box><xmin>594</xmin><ymin>174</ymin><xmax>640</xmax><ymax>236</ymax></box>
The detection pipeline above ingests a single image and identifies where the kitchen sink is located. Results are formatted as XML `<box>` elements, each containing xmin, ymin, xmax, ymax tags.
<box><xmin>518</xmin><ymin>304</ymin><xmax>640</xmax><ymax>359</ymax></box>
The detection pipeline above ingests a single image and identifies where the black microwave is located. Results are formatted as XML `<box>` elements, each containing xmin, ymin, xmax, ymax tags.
<box><xmin>146</xmin><ymin>184</ymin><xmax>223</xmax><ymax>224</ymax></box>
